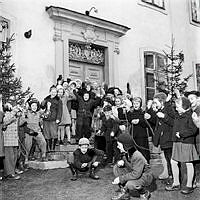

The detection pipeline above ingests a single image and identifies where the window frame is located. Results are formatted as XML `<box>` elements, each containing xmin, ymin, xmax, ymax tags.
<box><xmin>144</xmin><ymin>51</ymin><xmax>167</xmax><ymax>101</ymax></box>
<box><xmin>189</xmin><ymin>0</ymin><xmax>200</xmax><ymax>27</ymax></box>
<box><xmin>141</xmin><ymin>0</ymin><xmax>165</xmax><ymax>10</ymax></box>
<box><xmin>138</xmin><ymin>0</ymin><xmax>167</xmax><ymax>15</ymax></box>
<box><xmin>0</xmin><ymin>16</ymin><xmax>10</xmax><ymax>44</ymax></box>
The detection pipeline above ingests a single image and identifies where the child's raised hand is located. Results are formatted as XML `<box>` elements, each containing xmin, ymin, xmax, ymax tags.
<box><xmin>92</xmin><ymin>162</ymin><xmax>99</xmax><ymax>167</ymax></box>
<box><xmin>176</xmin><ymin>132</ymin><xmax>180</xmax><ymax>138</ymax></box>
<box><xmin>112</xmin><ymin>177</ymin><xmax>120</xmax><ymax>185</ymax></box>
<box><xmin>156</xmin><ymin>112</ymin><xmax>165</xmax><ymax>118</ymax></box>
<box><xmin>192</xmin><ymin>112</ymin><xmax>198</xmax><ymax>121</ymax></box>
<box><xmin>81</xmin><ymin>163</ymin><xmax>88</xmax><ymax>168</ymax></box>
<box><xmin>110</xmin><ymin>131</ymin><xmax>115</xmax><ymax>137</ymax></box>
<box><xmin>131</xmin><ymin>119</ymin><xmax>139</xmax><ymax>124</ymax></box>
<box><xmin>117</xmin><ymin>160</ymin><xmax>124</xmax><ymax>167</ymax></box>
<box><xmin>144</xmin><ymin>113</ymin><xmax>151</xmax><ymax>120</ymax></box>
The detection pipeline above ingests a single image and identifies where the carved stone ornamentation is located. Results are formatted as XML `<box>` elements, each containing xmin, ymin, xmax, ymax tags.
<box><xmin>69</xmin><ymin>42</ymin><xmax>104</xmax><ymax>65</ymax></box>
<box><xmin>114</xmin><ymin>46</ymin><xmax>120</xmax><ymax>54</ymax></box>
<box><xmin>81</xmin><ymin>27</ymin><xmax>99</xmax><ymax>44</ymax></box>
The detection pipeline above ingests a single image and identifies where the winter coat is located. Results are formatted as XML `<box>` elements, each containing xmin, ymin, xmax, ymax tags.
<box><xmin>41</xmin><ymin>95</ymin><xmax>62</xmax><ymax>122</ymax></box>
<box><xmin>0</xmin><ymin>111</ymin><xmax>4</xmax><ymax>157</ymax></box>
<box><xmin>153</xmin><ymin>102</ymin><xmax>175</xmax><ymax>150</ymax></box>
<box><xmin>119</xmin><ymin>150</ymin><xmax>152</xmax><ymax>183</ymax></box>
<box><xmin>127</xmin><ymin>109</ymin><xmax>148</xmax><ymax>138</ymax></box>
<box><xmin>59</xmin><ymin>94</ymin><xmax>71</xmax><ymax>125</ymax></box>
<box><xmin>100</xmin><ymin>116</ymin><xmax>120</xmax><ymax>141</ymax></box>
<box><xmin>73</xmin><ymin>148</ymin><xmax>104</xmax><ymax>169</ymax></box>
<box><xmin>75</xmin><ymin>91</ymin><xmax>101</xmax><ymax>119</ymax></box>
<box><xmin>19</xmin><ymin>110</ymin><xmax>43</xmax><ymax>133</ymax></box>
<box><xmin>3</xmin><ymin>111</ymin><xmax>19</xmax><ymax>147</ymax></box>
<box><xmin>172</xmin><ymin>109</ymin><xmax>198</xmax><ymax>144</ymax></box>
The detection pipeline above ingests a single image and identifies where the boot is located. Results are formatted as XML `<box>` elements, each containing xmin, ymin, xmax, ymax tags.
<box><xmin>49</xmin><ymin>139</ymin><xmax>52</xmax><ymax>151</ymax></box>
<box><xmin>139</xmin><ymin>190</ymin><xmax>151</xmax><ymax>200</ymax></box>
<box><xmin>89</xmin><ymin>167</ymin><xmax>99</xmax><ymax>180</ymax></box>
<box><xmin>111</xmin><ymin>187</ymin><xmax>130</xmax><ymax>200</ymax></box>
<box><xmin>69</xmin><ymin>163</ymin><xmax>78</xmax><ymax>181</ymax></box>
<box><xmin>52</xmin><ymin>138</ymin><xmax>58</xmax><ymax>151</ymax></box>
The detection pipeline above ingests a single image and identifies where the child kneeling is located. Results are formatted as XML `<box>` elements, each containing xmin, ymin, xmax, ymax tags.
<box><xmin>111</xmin><ymin>133</ymin><xmax>154</xmax><ymax>200</ymax></box>
<box><xmin>69</xmin><ymin>137</ymin><xmax>104</xmax><ymax>181</ymax></box>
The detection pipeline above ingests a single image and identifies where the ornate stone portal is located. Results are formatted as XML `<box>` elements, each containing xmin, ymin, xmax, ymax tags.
<box><xmin>46</xmin><ymin>6</ymin><xmax>130</xmax><ymax>85</ymax></box>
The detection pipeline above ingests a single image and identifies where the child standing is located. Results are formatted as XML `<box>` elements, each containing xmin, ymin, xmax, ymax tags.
<box><xmin>127</xmin><ymin>97</ymin><xmax>150</xmax><ymax>163</ymax></box>
<box><xmin>97</xmin><ymin>105</ymin><xmax>120</xmax><ymax>165</ymax></box>
<box><xmin>20</xmin><ymin>98</ymin><xmax>47</xmax><ymax>161</ymax></box>
<box><xmin>165</xmin><ymin>97</ymin><xmax>199</xmax><ymax>194</ymax></box>
<box><xmin>57</xmin><ymin>86</ymin><xmax>72</xmax><ymax>145</ymax></box>
<box><xmin>3</xmin><ymin>104</ymin><xmax>21</xmax><ymax>180</ymax></box>
<box><xmin>41</xmin><ymin>85</ymin><xmax>62</xmax><ymax>151</ymax></box>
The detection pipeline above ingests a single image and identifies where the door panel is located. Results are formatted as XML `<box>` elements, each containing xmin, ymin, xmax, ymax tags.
<box><xmin>85</xmin><ymin>65</ymin><xmax>103</xmax><ymax>84</ymax></box>
<box><xmin>69</xmin><ymin>62</ymin><xmax>83</xmax><ymax>80</ymax></box>
<box><xmin>69</xmin><ymin>61</ymin><xmax>103</xmax><ymax>84</ymax></box>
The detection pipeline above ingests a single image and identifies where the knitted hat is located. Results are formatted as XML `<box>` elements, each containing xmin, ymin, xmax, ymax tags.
<box><xmin>78</xmin><ymin>138</ymin><xmax>90</xmax><ymax>146</ymax></box>
<box><xmin>117</xmin><ymin>133</ymin><xmax>136</xmax><ymax>151</ymax></box>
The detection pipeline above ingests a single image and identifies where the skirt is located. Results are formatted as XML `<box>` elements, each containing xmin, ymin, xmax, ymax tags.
<box><xmin>172</xmin><ymin>142</ymin><xmax>199</xmax><ymax>162</ymax></box>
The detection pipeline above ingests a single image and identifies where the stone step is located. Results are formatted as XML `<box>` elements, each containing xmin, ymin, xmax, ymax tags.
<box><xmin>27</xmin><ymin>160</ymin><xmax>69</xmax><ymax>170</ymax></box>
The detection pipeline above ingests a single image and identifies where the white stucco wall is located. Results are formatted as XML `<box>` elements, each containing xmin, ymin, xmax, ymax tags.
<box><xmin>1</xmin><ymin>0</ymin><xmax>200</xmax><ymax>100</ymax></box>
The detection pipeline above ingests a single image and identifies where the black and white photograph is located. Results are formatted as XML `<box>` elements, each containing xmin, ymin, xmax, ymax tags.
<box><xmin>0</xmin><ymin>0</ymin><xmax>200</xmax><ymax>199</ymax></box>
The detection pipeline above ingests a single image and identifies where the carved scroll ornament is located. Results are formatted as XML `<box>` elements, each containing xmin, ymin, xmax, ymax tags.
<box><xmin>69</xmin><ymin>42</ymin><xmax>104</xmax><ymax>65</ymax></box>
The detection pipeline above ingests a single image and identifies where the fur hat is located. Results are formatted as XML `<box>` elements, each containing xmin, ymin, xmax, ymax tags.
<box><xmin>78</xmin><ymin>137</ymin><xmax>90</xmax><ymax>146</ymax></box>
<box><xmin>117</xmin><ymin>133</ymin><xmax>136</xmax><ymax>151</ymax></box>
<box><xmin>184</xmin><ymin>90</ymin><xmax>200</xmax><ymax>98</ymax></box>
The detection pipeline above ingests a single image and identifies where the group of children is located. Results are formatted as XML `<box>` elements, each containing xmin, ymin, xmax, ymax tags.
<box><xmin>0</xmin><ymin>76</ymin><xmax>200</xmax><ymax>200</ymax></box>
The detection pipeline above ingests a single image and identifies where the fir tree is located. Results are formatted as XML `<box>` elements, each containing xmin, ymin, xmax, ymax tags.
<box><xmin>157</xmin><ymin>37</ymin><xmax>192</xmax><ymax>97</ymax></box>
<box><xmin>0</xmin><ymin>34</ymin><xmax>31</xmax><ymax>106</ymax></box>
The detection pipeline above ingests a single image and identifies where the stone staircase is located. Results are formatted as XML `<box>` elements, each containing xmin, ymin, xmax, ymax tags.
<box><xmin>27</xmin><ymin>138</ymin><xmax>162</xmax><ymax>170</ymax></box>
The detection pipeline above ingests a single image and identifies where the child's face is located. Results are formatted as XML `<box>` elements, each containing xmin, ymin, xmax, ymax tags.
<box><xmin>50</xmin><ymin>88</ymin><xmax>57</xmax><ymax>98</ymax></box>
<box><xmin>80</xmin><ymin>145</ymin><xmax>89</xmax><ymax>154</ymax></box>
<box><xmin>115</xmin><ymin>98</ymin><xmax>121</xmax><ymax>106</ymax></box>
<box><xmin>133</xmin><ymin>101</ymin><xmax>141</xmax><ymax>110</ymax></box>
<box><xmin>83</xmin><ymin>93</ymin><xmax>89</xmax><ymax>101</ymax></box>
<box><xmin>86</xmin><ymin>85</ymin><xmax>91</xmax><ymax>91</ymax></box>
<box><xmin>175</xmin><ymin>99</ymin><xmax>185</xmax><ymax>114</ymax></box>
<box><xmin>57</xmin><ymin>89</ymin><xmax>64</xmax><ymax>97</ymax></box>
<box><xmin>63</xmin><ymin>82</ymin><xmax>69</xmax><ymax>90</ymax></box>
<box><xmin>153</xmin><ymin>98</ymin><xmax>162</xmax><ymax>110</ymax></box>
<box><xmin>117</xmin><ymin>141</ymin><xmax>126</xmax><ymax>153</ymax></box>
<box><xmin>31</xmin><ymin>103</ymin><xmax>38</xmax><ymax>112</ymax></box>
<box><xmin>188</xmin><ymin>94</ymin><xmax>198</xmax><ymax>107</ymax></box>
<box><xmin>104</xmin><ymin>110</ymin><xmax>112</xmax><ymax>118</ymax></box>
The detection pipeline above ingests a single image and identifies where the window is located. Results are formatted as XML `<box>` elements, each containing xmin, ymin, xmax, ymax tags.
<box><xmin>195</xmin><ymin>63</ymin><xmax>200</xmax><ymax>91</ymax></box>
<box><xmin>144</xmin><ymin>52</ymin><xmax>166</xmax><ymax>100</ymax></box>
<box><xmin>191</xmin><ymin>0</ymin><xmax>200</xmax><ymax>24</ymax></box>
<box><xmin>142</xmin><ymin>0</ymin><xmax>165</xmax><ymax>9</ymax></box>
<box><xmin>0</xmin><ymin>17</ymin><xmax>9</xmax><ymax>47</ymax></box>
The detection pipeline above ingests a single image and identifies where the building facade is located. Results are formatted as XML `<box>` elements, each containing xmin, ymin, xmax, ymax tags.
<box><xmin>0</xmin><ymin>0</ymin><xmax>200</xmax><ymax>101</ymax></box>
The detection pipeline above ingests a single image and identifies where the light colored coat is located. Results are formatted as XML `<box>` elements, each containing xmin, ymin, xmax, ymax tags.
<box><xmin>3</xmin><ymin>112</ymin><xmax>19</xmax><ymax>147</ymax></box>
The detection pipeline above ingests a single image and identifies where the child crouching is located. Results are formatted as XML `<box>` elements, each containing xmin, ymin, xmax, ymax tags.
<box><xmin>111</xmin><ymin>133</ymin><xmax>154</xmax><ymax>200</ymax></box>
<box><xmin>69</xmin><ymin>137</ymin><xmax>104</xmax><ymax>181</ymax></box>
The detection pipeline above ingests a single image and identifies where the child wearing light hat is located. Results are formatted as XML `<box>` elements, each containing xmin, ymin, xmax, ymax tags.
<box><xmin>69</xmin><ymin>137</ymin><xmax>104</xmax><ymax>181</ymax></box>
